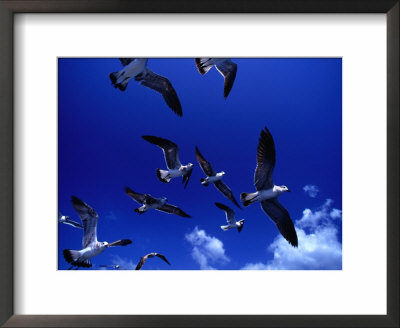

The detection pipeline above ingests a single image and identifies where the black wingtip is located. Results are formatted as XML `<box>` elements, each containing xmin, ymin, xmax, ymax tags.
<box><xmin>71</xmin><ymin>195</ymin><xmax>84</xmax><ymax>207</ymax></box>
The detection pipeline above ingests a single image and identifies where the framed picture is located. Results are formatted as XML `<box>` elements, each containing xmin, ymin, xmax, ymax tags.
<box><xmin>0</xmin><ymin>1</ymin><xmax>398</xmax><ymax>327</ymax></box>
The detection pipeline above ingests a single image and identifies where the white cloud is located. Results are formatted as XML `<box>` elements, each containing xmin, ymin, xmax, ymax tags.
<box><xmin>303</xmin><ymin>184</ymin><xmax>319</xmax><ymax>198</ymax></box>
<box><xmin>185</xmin><ymin>226</ymin><xmax>230</xmax><ymax>270</ymax></box>
<box><xmin>110</xmin><ymin>255</ymin><xmax>137</xmax><ymax>270</ymax></box>
<box><xmin>242</xmin><ymin>199</ymin><xmax>342</xmax><ymax>270</ymax></box>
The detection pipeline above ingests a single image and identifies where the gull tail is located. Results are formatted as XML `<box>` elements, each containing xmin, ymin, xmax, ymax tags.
<box><xmin>134</xmin><ymin>207</ymin><xmax>146</xmax><ymax>215</ymax></box>
<box><xmin>200</xmin><ymin>178</ymin><xmax>209</xmax><ymax>187</ymax></box>
<box><xmin>156</xmin><ymin>169</ymin><xmax>171</xmax><ymax>183</ymax></box>
<box><xmin>240</xmin><ymin>192</ymin><xmax>258</xmax><ymax>207</ymax></box>
<box><xmin>220</xmin><ymin>225</ymin><xmax>230</xmax><ymax>231</ymax></box>
<box><xmin>109</xmin><ymin>72</ymin><xmax>128</xmax><ymax>91</ymax></box>
<box><xmin>63</xmin><ymin>249</ymin><xmax>81</xmax><ymax>264</ymax></box>
<box><xmin>195</xmin><ymin>58</ymin><xmax>213</xmax><ymax>75</ymax></box>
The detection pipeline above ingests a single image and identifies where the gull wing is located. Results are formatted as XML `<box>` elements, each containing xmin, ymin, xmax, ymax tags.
<box><xmin>119</xmin><ymin>58</ymin><xmax>136</xmax><ymax>66</ymax></box>
<box><xmin>254</xmin><ymin>127</ymin><xmax>276</xmax><ymax>191</ymax></box>
<box><xmin>154</xmin><ymin>253</ymin><xmax>171</xmax><ymax>266</ymax></box>
<box><xmin>214</xmin><ymin>180</ymin><xmax>241</xmax><ymax>209</ymax></box>
<box><xmin>215</xmin><ymin>59</ymin><xmax>237</xmax><ymax>99</ymax></box>
<box><xmin>260</xmin><ymin>199</ymin><xmax>298</xmax><ymax>247</ymax></box>
<box><xmin>125</xmin><ymin>187</ymin><xmax>147</xmax><ymax>204</ymax></box>
<box><xmin>135</xmin><ymin>68</ymin><xmax>183</xmax><ymax>116</ymax></box>
<box><xmin>71</xmin><ymin>196</ymin><xmax>99</xmax><ymax>249</ymax></box>
<box><xmin>135</xmin><ymin>256</ymin><xmax>147</xmax><ymax>270</ymax></box>
<box><xmin>182</xmin><ymin>167</ymin><xmax>193</xmax><ymax>189</ymax></box>
<box><xmin>107</xmin><ymin>239</ymin><xmax>132</xmax><ymax>247</ymax></box>
<box><xmin>156</xmin><ymin>203</ymin><xmax>192</xmax><ymax>218</ymax></box>
<box><xmin>194</xmin><ymin>58</ymin><xmax>214</xmax><ymax>75</ymax></box>
<box><xmin>215</xmin><ymin>202</ymin><xmax>236</xmax><ymax>225</ymax></box>
<box><xmin>195</xmin><ymin>146</ymin><xmax>216</xmax><ymax>176</ymax></box>
<box><xmin>63</xmin><ymin>218</ymin><xmax>83</xmax><ymax>229</ymax></box>
<box><xmin>142</xmin><ymin>135</ymin><xmax>181</xmax><ymax>170</ymax></box>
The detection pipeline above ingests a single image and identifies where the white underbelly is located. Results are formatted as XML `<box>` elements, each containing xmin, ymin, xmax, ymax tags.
<box><xmin>258</xmin><ymin>188</ymin><xmax>279</xmax><ymax>201</ymax></box>
<box><xmin>208</xmin><ymin>175</ymin><xmax>222</xmax><ymax>183</ymax></box>
<box><xmin>119</xmin><ymin>59</ymin><xmax>146</xmax><ymax>81</ymax></box>
<box><xmin>80</xmin><ymin>245</ymin><xmax>105</xmax><ymax>260</ymax></box>
<box><xmin>169</xmin><ymin>169</ymin><xmax>183</xmax><ymax>178</ymax></box>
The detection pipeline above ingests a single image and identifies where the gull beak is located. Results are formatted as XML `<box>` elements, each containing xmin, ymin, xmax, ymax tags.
<box><xmin>287</xmin><ymin>189</ymin><xmax>291</xmax><ymax>192</ymax></box>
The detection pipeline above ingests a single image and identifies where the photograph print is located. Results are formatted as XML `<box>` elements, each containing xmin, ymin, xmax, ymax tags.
<box><xmin>58</xmin><ymin>58</ymin><xmax>342</xmax><ymax>270</ymax></box>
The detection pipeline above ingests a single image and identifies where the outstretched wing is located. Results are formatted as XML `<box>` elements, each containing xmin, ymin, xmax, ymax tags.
<box><xmin>215</xmin><ymin>59</ymin><xmax>237</xmax><ymax>99</ymax></box>
<box><xmin>107</xmin><ymin>239</ymin><xmax>132</xmax><ymax>247</ymax></box>
<box><xmin>182</xmin><ymin>168</ymin><xmax>193</xmax><ymax>189</ymax></box>
<box><xmin>63</xmin><ymin>218</ymin><xmax>83</xmax><ymax>229</ymax></box>
<box><xmin>125</xmin><ymin>187</ymin><xmax>147</xmax><ymax>204</ymax></box>
<box><xmin>254</xmin><ymin>127</ymin><xmax>276</xmax><ymax>191</ymax></box>
<box><xmin>142</xmin><ymin>135</ymin><xmax>181</xmax><ymax>170</ymax></box>
<box><xmin>119</xmin><ymin>58</ymin><xmax>136</xmax><ymax>66</ymax></box>
<box><xmin>157</xmin><ymin>203</ymin><xmax>192</xmax><ymax>218</ymax></box>
<box><xmin>135</xmin><ymin>255</ymin><xmax>148</xmax><ymax>270</ymax></box>
<box><xmin>214</xmin><ymin>181</ymin><xmax>241</xmax><ymax>209</ymax></box>
<box><xmin>260</xmin><ymin>198</ymin><xmax>298</xmax><ymax>247</ymax></box>
<box><xmin>155</xmin><ymin>253</ymin><xmax>171</xmax><ymax>266</ymax></box>
<box><xmin>195</xmin><ymin>146</ymin><xmax>216</xmax><ymax>176</ymax></box>
<box><xmin>215</xmin><ymin>202</ymin><xmax>236</xmax><ymax>225</ymax></box>
<box><xmin>135</xmin><ymin>68</ymin><xmax>182</xmax><ymax>116</ymax></box>
<box><xmin>71</xmin><ymin>196</ymin><xmax>99</xmax><ymax>249</ymax></box>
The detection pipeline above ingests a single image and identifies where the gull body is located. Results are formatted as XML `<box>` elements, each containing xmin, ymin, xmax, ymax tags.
<box><xmin>240</xmin><ymin>127</ymin><xmax>298</xmax><ymax>247</ymax></box>
<box><xmin>137</xmin><ymin>196</ymin><xmax>167</xmax><ymax>214</ymax></box>
<box><xmin>112</xmin><ymin>58</ymin><xmax>147</xmax><ymax>87</ymax></box>
<box><xmin>201</xmin><ymin>171</ymin><xmax>224</xmax><ymax>185</ymax></box>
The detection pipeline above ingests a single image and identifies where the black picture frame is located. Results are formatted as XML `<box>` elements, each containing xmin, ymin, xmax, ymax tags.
<box><xmin>0</xmin><ymin>1</ymin><xmax>398</xmax><ymax>327</ymax></box>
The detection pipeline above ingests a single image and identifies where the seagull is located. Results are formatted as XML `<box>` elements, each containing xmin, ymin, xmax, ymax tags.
<box><xmin>109</xmin><ymin>58</ymin><xmax>183</xmax><ymax>116</ymax></box>
<box><xmin>142</xmin><ymin>135</ymin><xmax>193</xmax><ymax>189</ymax></box>
<box><xmin>215</xmin><ymin>202</ymin><xmax>245</xmax><ymax>232</ymax></box>
<box><xmin>135</xmin><ymin>252</ymin><xmax>171</xmax><ymax>270</ymax></box>
<box><xmin>240</xmin><ymin>127</ymin><xmax>298</xmax><ymax>247</ymax></box>
<box><xmin>125</xmin><ymin>186</ymin><xmax>192</xmax><ymax>218</ymax></box>
<box><xmin>58</xmin><ymin>212</ymin><xmax>83</xmax><ymax>229</ymax></box>
<box><xmin>99</xmin><ymin>264</ymin><xmax>120</xmax><ymax>270</ymax></box>
<box><xmin>194</xmin><ymin>58</ymin><xmax>237</xmax><ymax>99</ymax></box>
<box><xmin>195</xmin><ymin>146</ymin><xmax>241</xmax><ymax>208</ymax></box>
<box><xmin>63</xmin><ymin>196</ymin><xmax>133</xmax><ymax>268</ymax></box>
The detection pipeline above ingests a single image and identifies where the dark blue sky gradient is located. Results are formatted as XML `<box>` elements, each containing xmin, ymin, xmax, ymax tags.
<box><xmin>58</xmin><ymin>58</ymin><xmax>342</xmax><ymax>270</ymax></box>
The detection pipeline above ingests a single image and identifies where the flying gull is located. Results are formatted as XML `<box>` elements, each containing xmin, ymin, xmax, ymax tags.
<box><xmin>215</xmin><ymin>202</ymin><xmax>245</xmax><ymax>232</ymax></box>
<box><xmin>58</xmin><ymin>212</ymin><xmax>83</xmax><ymax>229</ymax></box>
<box><xmin>109</xmin><ymin>58</ymin><xmax>183</xmax><ymax>116</ymax></box>
<box><xmin>240</xmin><ymin>127</ymin><xmax>298</xmax><ymax>247</ymax></box>
<box><xmin>63</xmin><ymin>196</ymin><xmax>133</xmax><ymax>268</ymax></box>
<box><xmin>195</xmin><ymin>146</ymin><xmax>241</xmax><ymax>208</ymax></box>
<box><xmin>194</xmin><ymin>58</ymin><xmax>237</xmax><ymax>99</ymax></box>
<box><xmin>135</xmin><ymin>252</ymin><xmax>171</xmax><ymax>270</ymax></box>
<box><xmin>142</xmin><ymin>135</ymin><xmax>193</xmax><ymax>189</ymax></box>
<box><xmin>125</xmin><ymin>186</ymin><xmax>191</xmax><ymax>218</ymax></box>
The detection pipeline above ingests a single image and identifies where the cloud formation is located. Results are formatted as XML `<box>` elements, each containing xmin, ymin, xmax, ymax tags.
<box><xmin>185</xmin><ymin>226</ymin><xmax>230</xmax><ymax>270</ymax></box>
<box><xmin>303</xmin><ymin>184</ymin><xmax>319</xmax><ymax>198</ymax></box>
<box><xmin>242</xmin><ymin>199</ymin><xmax>342</xmax><ymax>270</ymax></box>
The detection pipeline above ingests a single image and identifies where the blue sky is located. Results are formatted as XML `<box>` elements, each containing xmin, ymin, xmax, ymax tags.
<box><xmin>58</xmin><ymin>58</ymin><xmax>342</xmax><ymax>270</ymax></box>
